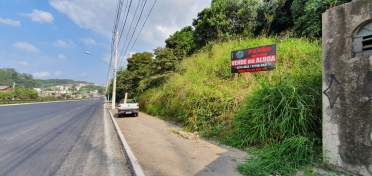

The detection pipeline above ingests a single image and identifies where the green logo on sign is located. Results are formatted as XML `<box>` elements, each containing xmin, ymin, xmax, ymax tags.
<box><xmin>236</xmin><ymin>51</ymin><xmax>244</xmax><ymax>58</ymax></box>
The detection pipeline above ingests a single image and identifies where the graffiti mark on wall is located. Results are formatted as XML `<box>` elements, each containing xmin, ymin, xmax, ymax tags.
<box><xmin>323</xmin><ymin>74</ymin><xmax>341</xmax><ymax>109</ymax></box>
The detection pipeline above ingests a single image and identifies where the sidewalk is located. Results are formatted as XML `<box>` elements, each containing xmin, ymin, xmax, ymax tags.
<box><xmin>107</xmin><ymin>104</ymin><xmax>248</xmax><ymax>176</ymax></box>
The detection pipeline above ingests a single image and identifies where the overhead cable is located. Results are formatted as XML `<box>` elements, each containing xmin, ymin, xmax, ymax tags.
<box><xmin>118</xmin><ymin>0</ymin><xmax>147</xmax><ymax>67</ymax></box>
<box><xmin>119</xmin><ymin>0</ymin><xmax>157</xmax><ymax>67</ymax></box>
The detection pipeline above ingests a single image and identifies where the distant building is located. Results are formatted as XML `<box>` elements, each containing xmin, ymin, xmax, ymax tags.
<box><xmin>0</xmin><ymin>86</ymin><xmax>11</xmax><ymax>92</ymax></box>
<box><xmin>34</xmin><ymin>88</ymin><xmax>41</xmax><ymax>92</ymax></box>
<box><xmin>53</xmin><ymin>85</ymin><xmax>69</xmax><ymax>94</ymax></box>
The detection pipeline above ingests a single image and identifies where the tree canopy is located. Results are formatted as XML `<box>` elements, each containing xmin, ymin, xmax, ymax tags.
<box><xmin>0</xmin><ymin>68</ymin><xmax>41</xmax><ymax>88</ymax></box>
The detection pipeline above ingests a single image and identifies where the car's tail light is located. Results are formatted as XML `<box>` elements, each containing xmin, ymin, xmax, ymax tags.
<box><xmin>137</xmin><ymin>104</ymin><xmax>139</xmax><ymax>106</ymax></box>
<box><xmin>118</xmin><ymin>104</ymin><xmax>121</xmax><ymax>107</ymax></box>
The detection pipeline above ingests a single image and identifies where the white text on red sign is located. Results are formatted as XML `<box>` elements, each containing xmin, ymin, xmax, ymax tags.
<box><xmin>231</xmin><ymin>55</ymin><xmax>276</xmax><ymax>66</ymax></box>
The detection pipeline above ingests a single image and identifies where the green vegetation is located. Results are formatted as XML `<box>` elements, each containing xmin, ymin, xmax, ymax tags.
<box><xmin>111</xmin><ymin>0</ymin><xmax>353</xmax><ymax>175</ymax></box>
<box><xmin>0</xmin><ymin>68</ymin><xmax>100</xmax><ymax>103</ymax></box>
<box><xmin>0</xmin><ymin>68</ymin><xmax>93</xmax><ymax>89</ymax></box>
<box><xmin>237</xmin><ymin>136</ymin><xmax>318</xmax><ymax>175</ymax></box>
<box><xmin>0</xmin><ymin>88</ymin><xmax>39</xmax><ymax>100</ymax></box>
<box><xmin>79</xmin><ymin>84</ymin><xmax>105</xmax><ymax>93</ymax></box>
<box><xmin>0</xmin><ymin>68</ymin><xmax>41</xmax><ymax>88</ymax></box>
<box><xmin>135</xmin><ymin>37</ymin><xmax>322</xmax><ymax>175</ymax></box>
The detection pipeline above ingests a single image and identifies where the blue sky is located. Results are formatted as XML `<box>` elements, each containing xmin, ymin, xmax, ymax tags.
<box><xmin>0</xmin><ymin>0</ymin><xmax>210</xmax><ymax>85</ymax></box>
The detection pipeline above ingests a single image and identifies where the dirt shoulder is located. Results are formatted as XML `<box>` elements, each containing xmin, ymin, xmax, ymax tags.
<box><xmin>110</xmin><ymin>109</ymin><xmax>248</xmax><ymax>176</ymax></box>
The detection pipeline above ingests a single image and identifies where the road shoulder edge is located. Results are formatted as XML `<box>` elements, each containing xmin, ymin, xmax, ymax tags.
<box><xmin>106</xmin><ymin>106</ymin><xmax>145</xmax><ymax>176</ymax></box>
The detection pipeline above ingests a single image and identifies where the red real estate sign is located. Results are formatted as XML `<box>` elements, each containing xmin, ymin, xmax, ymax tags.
<box><xmin>231</xmin><ymin>44</ymin><xmax>277</xmax><ymax>73</ymax></box>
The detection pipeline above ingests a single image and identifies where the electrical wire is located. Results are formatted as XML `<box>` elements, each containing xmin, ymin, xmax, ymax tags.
<box><xmin>107</xmin><ymin>0</ymin><xmax>123</xmax><ymax>89</ymax></box>
<box><xmin>119</xmin><ymin>0</ymin><xmax>157</xmax><ymax>67</ymax></box>
<box><xmin>118</xmin><ymin>0</ymin><xmax>132</xmax><ymax>45</ymax></box>
<box><xmin>117</xmin><ymin>0</ymin><xmax>144</xmax><ymax>66</ymax></box>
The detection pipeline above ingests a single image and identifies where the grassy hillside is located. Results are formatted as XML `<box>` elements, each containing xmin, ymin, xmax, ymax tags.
<box><xmin>138</xmin><ymin>36</ymin><xmax>323</xmax><ymax>175</ymax></box>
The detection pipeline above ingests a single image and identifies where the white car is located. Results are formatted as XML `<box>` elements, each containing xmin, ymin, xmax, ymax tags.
<box><xmin>117</xmin><ymin>99</ymin><xmax>139</xmax><ymax>117</ymax></box>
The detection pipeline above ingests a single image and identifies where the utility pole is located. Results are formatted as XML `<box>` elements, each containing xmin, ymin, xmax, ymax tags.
<box><xmin>12</xmin><ymin>82</ymin><xmax>15</xmax><ymax>100</ymax></box>
<box><xmin>112</xmin><ymin>28</ymin><xmax>118</xmax><ymax>109</ymax></box>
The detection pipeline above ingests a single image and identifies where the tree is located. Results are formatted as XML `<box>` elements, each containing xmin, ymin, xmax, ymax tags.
<box><xmin>193</xmin><ymin>0</ymin><xmax>260</xmax><ymax>50</ymax></box>
<box><xmin>116</xmin><ymin>52</ymin><xmax>153</xmax><ymax>99</ymax></box>
<box><xmin>193</xmin><ymin>7</ymin><xmax>216</xmax><ymax>49</ymax></box>
<box><xmin>0</xmin><ymin>68</ymin><xmax>41</xmax><ymax>88</ymax></box>
<box><xmin>71</xmin><ymin>85</ymin><xmax>77</xmax><ymax>94</ymax></box>
<box><xmin>254</xmin><ymin>0</ymin><xmax>294</xmax><ymax>36</ymax></box>
<box><xmin>290</xmin><ymin>0</ymin><xmax>352</xmax><ymax>38</ymax></box>
<box><xmin>137</xmin><ymin>47</ymin><xmax>180</xmax><ymax>93</ymax></box>
<box><xmin>0</xmin><ymin>92</ymin><xmax>14</xmax><ymax>100</ymax></box>
<box><xmin>14</xmin><ymin>88</ymin><xmax>38</xmax><ymax>99</ymax></box>
<box><xmin>165</xmin><ymin>26</ymin><xmax>196</xmax><ymax>59</ymax></box>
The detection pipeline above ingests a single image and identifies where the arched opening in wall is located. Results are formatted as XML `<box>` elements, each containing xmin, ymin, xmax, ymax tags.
<box><xmin>353</xmin><ymin>21</ymin><xmax>372</xmax><ymax>57</ymax></box>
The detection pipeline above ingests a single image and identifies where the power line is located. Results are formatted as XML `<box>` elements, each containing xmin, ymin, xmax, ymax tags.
<box><xmin>119</xmin><ymin>0</ymin><xmax>157</xmax><ymax>67</ymax></box>
<box><xmin>118</xmin><ymin>0</ymin><xmax>132</xmax><ymax>45</ymax></box>
<box><xmin>113</xmin><ymin>0</ymin><xmax>123</xmax><ymax>33</ymax></box>
<box><xmin>118</xmin><ymin>0</ymin><xmax>144</xmax><ymax>66</ymax></box>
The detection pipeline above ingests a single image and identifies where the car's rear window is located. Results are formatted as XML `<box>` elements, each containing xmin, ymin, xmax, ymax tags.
<box><xmin>120</xmin><ymin>99</ymin><xmax>136</xmax><ymax>103</ymax></box>
<box><xmin>126</xmin><ymin>99</ymin><xmax>136</xmax><ymax>103</ymax></box>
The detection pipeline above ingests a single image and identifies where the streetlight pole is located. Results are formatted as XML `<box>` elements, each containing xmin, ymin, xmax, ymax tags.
<box><xmin>84</xmin><ymin>31</ymin><xmax>118</xmax><ymax>110</ymax></box>
<box><xmin>84</xmin><ymin>51</ymin><xmax>113</xmax><ymax>104</ymax></box>
<box><xmin>84</xmin><ymin>51</ymin><xmax>112</xmax><ymax>66</ymax></box>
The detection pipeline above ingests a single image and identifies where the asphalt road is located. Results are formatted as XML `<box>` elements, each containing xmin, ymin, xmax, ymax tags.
<box><xmin>0</xmin><ymin>99</ymin><xmax>131</xmax><ymax>176</ymax></box>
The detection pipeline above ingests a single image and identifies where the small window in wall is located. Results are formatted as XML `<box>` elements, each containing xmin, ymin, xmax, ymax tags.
<box><xmin>354</xmin><ymin>21</ymin><xmax>372</xmax><ymax>57</ymax></box>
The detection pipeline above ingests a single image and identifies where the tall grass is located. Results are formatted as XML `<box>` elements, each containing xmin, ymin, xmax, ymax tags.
<box><xmin>237</xmin><ymin>136</ymin><xmax>319</xmax><ymax>176</ymax></box>
<box><xmin>226</xmin><ymin>74</ymin><xmax>322</xmax><ymax>147</ymax></box>
<box><xmin>137</xmin><ymin>36</ymin><xmax>323</xmax><ymax>175</ymax></box>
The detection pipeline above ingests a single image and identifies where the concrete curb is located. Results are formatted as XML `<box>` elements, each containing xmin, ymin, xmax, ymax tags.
<box><xmin>106</xmin><ymin>107</ymin><xmax>145</xmax><ymax>176</ymax></box>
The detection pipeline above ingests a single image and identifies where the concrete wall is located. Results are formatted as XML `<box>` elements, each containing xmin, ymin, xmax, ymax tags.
<box><xmin>322</xmin><ymin>0</ymin><xmax>372</xmax><ymax>175</ymax></box>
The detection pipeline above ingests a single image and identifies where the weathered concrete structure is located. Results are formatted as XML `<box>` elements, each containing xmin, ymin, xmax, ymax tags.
<box><xmin>322</xmin><ymin>0</ymin><xmax>372</xmax><ymax>175</ymax></box>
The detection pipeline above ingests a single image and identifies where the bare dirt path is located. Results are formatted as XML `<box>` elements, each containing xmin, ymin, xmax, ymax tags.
<box><xmin>111</xmin><ymin>109</ymin><xmax>248</xmax><ymax>176</ymax></box>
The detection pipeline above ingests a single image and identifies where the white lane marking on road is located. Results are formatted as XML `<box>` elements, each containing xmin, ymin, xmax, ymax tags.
<box><xmin>6</xmin><ymin>127</ymin><xmax>36</xmax><ymax>141</ymax></box>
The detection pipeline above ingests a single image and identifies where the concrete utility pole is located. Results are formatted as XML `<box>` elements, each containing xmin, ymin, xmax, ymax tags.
<box><xmin>112</xmin><ymin>28</ymin><xmax>118</xmax><ymax>109</ymax></box>
<box><xmin>12</xmin><ymin>82</ymin><xmax>15</xmax><ymax>100</ymax></box>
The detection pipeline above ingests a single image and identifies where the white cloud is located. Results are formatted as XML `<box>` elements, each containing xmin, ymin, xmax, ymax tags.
<box><xmin>57</xmin><ymin>54</ymin><xmax>66</xmax><ymax>60</ymax></box>
<box><xmin>33</xmin><ymin>71</ymin><xmax>50</xmax><ymax>77</ymax></box>
<box><xmin>81</xmin><ymin>38</ymin><xmax>96</xmax><ymax>45</ymax></box>
<box><xmin>0</xmin><ymin>17</ymin><xmax>20</xmax><ymax>26</ymax></box>
<box><xmin>12</xmin><ymin>42</ymin><xmax>40</xmax><ymax>53</ymax></box>
<box><xmin>156</xmin><ymin>25</ymin><xmax>167</xmax><ymax>34</ymax></box>
<box><xmin>136</xmin><ymin>0</ymin><xmax>210</xmax><ymax>50</ymax></box>
<box><xmin>80</xmin><ymin>73</ymin><xmax>86</xmax><ymax>76</ymax></box>
<box><xmin>17</xmin><ymin>61</ymin><xmax>29</xmax><ymax>65</ymax></box>
<box><xmin>23</xmin><ymin>9</ymin><xmax>54</xmax><ymax>23</ymax></box>
<box><xmin>129</xmin><ymin>51</ymin><xmax>136</xmax><ymax>58</ymax></box>
<box><xmin>49</xmin><ymin>0</ymin><xmax>115</xmax><ymax>37</ymax></box>
<box><xmin>49</xmin><ymin>0</ymin><xmax>210</xmax><ymax>52</ymax></box>
<box><xmin>55</xmin><ymin>71</ymin><xmax>63</xmax><ymax>76</ymax></box>
<box><xmin>53</xmin><ymin>39</ymin><xmax>74</xmax><ymax>47</ymax></box>
<box><xmin>53</xmin><ymin>40</ymin><xmax>66</xmax><ymax>47</ymax></box>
